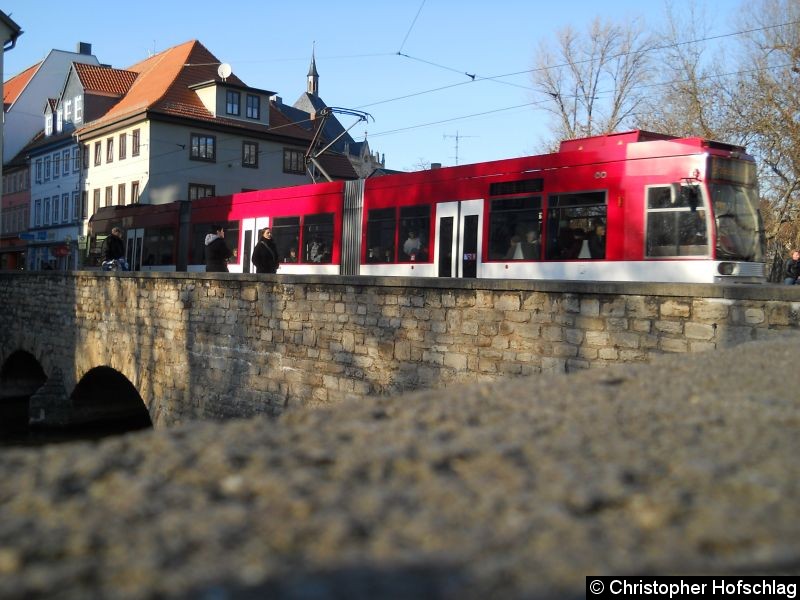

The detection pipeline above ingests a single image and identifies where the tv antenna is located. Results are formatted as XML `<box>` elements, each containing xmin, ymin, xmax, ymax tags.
<box><xmin>443</xmin><ymin>131</ymin><xmax>476</xmax><ymax>166</ymax></box>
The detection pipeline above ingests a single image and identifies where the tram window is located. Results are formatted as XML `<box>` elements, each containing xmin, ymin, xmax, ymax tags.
<box><xmin>646</xmin><ymin>186</ymin><xmax>708</xmax><ymax>257</ymax></box>
<box><xmin>367</xmin><ymin>208</ymin><xmax>396</xmax><ymax>263</ymax></box>
<box><xmin>273</xmin><ymin>216</ymin><xmax>301</xmax><ymax>263</ymax></box>
<box><xmin>190</xmin><ymin>221</ymin><xmax>240</xmax><ymax>264</ymax></box>
<box><xmin>399</xmin><ymin>205</ymin><xmax>430</xmax><ymax>261</ymax></box>
<box><xmin>545</xmin><ymin>192</ymin><xmax>607</xmax><ymax>260</ymax></box>
<box><xmin>488</xmin><ymin>196</ymin><xmax>542</xmax><ymax>260</ymax></box>
<box><xmin>143</xmin><ymin>227</ymin><xmax>175</xmax><ymax>266</ymax></box>
<box><xmin>303</xmin><ymin>213</ymin><xmax>334</xmax><ymax>264</ymax></box>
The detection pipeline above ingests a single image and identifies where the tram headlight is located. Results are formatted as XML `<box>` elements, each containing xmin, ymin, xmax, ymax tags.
<box><xmin>717</xmin><ymin>262</ymin><xmax>736</xmax><ymax>276</ymax></box>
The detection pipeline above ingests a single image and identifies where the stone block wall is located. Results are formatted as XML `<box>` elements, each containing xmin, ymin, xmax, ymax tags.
<box><xmin>1</xmin><ymin>272</ymin><xmax>799</xmax><ymax>427</ymax></box>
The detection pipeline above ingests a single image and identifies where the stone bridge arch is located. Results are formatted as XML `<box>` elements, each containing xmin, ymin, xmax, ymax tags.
<box><xmin>69</xmin><ymin>366</ymin><xmax>152</xmax><ymax>431</ymax></box>
<box><xmin>1</xmin><ymin>345</ymin><xmax>152</xmax><ymax>434</ymax></box>
<box><xmin>1</xmin><ymin>349</ymin><xmax>47</xmax><ymax>397</ymax></box>
<box><xmin>0</xmin><ymin>350</ymin><xmax>47</xmax><ymax>431</ymax></box>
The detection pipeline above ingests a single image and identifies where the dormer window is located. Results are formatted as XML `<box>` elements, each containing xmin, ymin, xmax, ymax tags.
<box><xmin>64</xmin><ymin>99</ymin><xmax>72</xmax><ymax>123</ymax></box>
<box><xmin>226</xmin><ymin>90</ymin><xmax>240</xmax><ymax>116</ymax></box>
<box><xmin>45</xmin><ymin>114</ymin><xmax>53</xmax><ymax>136</ymax></box>
<box><xmin>246</xmin><ymin>94</ymin><xmax>260</xmax><ymax>119</ymax></box>
<box><xmin>56</xmin><ymin>108</ymin><xmax>63</xmax><ymax>133</ymax></box>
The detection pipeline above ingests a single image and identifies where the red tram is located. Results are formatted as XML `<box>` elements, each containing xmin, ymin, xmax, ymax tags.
<box><xmin>89</xmin><ymin>130</ymin><xmax>767</xmax><ymax>283</ymax></box>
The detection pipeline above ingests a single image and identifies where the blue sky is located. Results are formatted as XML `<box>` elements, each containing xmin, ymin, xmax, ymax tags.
<box><xmin>4</xmin><ymin>0</ymin><xmax>732</xmax><ymax>171</ymax></box>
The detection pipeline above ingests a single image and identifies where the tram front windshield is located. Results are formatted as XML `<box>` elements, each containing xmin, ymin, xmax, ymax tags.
<box><xmin>710</xmin><ymin>183</ymin><xmax>765</xmax><ymax>262</ymax></box>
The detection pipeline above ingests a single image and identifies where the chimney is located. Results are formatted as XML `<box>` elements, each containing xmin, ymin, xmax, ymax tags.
<box><xmin>77</xmin><ymin>42</ymin><xmax>92</xmax><ymax>55</ymax></box>
<box><xmin>430</xmin><ymin>162</ymin><xmax>442</xmax><ymax>169</ymax></box>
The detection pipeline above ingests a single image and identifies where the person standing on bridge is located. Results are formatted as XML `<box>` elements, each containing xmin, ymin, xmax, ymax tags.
<box><xmin>101</xmin><ymin>227</ymin><xmax>130</xmax><ymax>271</ymax></box>
<box><xmin>252</xmin><ymin>227</ymin><xmax>279</xmax><ymax>274</ymax></box>
<box><xmin>205</xmin><ymin>224</ymin><xmax>232</xmax><ymax>273</ymax></box>
<box><xmin>784</xmin><ymin>249</ymin><xmax>800</xmax><ymax>284</ymax></box>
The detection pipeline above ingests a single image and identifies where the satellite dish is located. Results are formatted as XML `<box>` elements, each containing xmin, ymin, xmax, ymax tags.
<box><xmin>217</xmin><ymin>63</ymin><xmax>232</xmax><ymax>80</ymax></box>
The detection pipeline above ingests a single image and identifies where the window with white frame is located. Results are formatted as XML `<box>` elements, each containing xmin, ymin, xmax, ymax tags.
<box><xmin>45</xmin><ymin>114</ymin><xmax>53</xmax><ymax>136</ymax></box>
<box><xmin>53</xmin><ymin>153</ymin><xmax>60</xmax><ymax>179</ymax></box>
<box><xmin>34</xmin><ymin>199</ymin><xmax>42</xmax><ymax>226</ymax></box>
<box><xmin>106</xmin><ymin>138</ymin><xmax>114</xmax><ymax>163</ymax></box>
<box><xmin>72</xmin><ymin>192</ymin><xmax>81</xmax><ymax>222</ymax></box>
<box><xmin>56</xmin><ymin>108</ymin><xmax>62</xmax><ymax>132</ymax></box>
<box><xmin>72</xmin><ymin>147</ymin><xmax>80</xmax><ymax>172</ymax></box>
<box><xmin>44</xmin><ymin>197</ymin><xmax>51</xmax><ymax>225</ymax></box>
<box><xmin>52</xmin><ymin>195</ymin><xmax>59</xmax><ymax>223</ymax></box>
<box><xmin>44</xmin><ymin>157</ymin><xmax>51</xmax><ymax>181</ymax></box>
<box><xmin>119</xmin><ymin>132</ymin><xmax>127</xmax><ymax>160</ymax></box>
<box><xmin>64</xmin><ymin>99</ymin><xmax>72</xmax><ymax>122</ymax></box>
<box><xmin>62</xmin><ymin>194</ymin><xmax>70</xmax><ymax>223</ymax></box>
<box><xmin>74</xmin><ymin>96</ymin><xmax>82</xmax><ymax>123</ymax></box>
<box><xmin>62</xmin><ymin>150</ymin><xmax>70</xmax><ymax>175</ymax></box>
<box><xmin>35</xmin><ymin>159</ymin><xmax>42</xmax><ymax>183</ymax></box>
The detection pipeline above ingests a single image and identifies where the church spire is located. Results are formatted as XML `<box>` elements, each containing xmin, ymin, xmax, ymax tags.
<box><xmin>307</xmin><ymin>42</ymin><xmax>319</xmax><ymax>96</ymax></box>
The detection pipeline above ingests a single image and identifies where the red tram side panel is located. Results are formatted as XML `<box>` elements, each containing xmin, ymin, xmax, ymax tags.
<box><xmin>187</xmin><ymin>181</ymin><xmax>346</xmax><ymax>274</ymax></box>
<box><xmin>357</xmin><ymin>131</ymin><xmax>764</xmax><ymax>282</ymax></box>
<box><xmin>97</xmin><ymin>130</ymin><xmax>765</xmax><ymax>283</ymax></box>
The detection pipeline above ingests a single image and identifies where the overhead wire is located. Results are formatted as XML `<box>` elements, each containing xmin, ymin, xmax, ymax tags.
<box><xmin>398</xmin><ymin>0</ymin><xmax>427</xmax><ymax>54</ymax></box>
<box><xmin>369</xmin><ymin>60</ymin><xmax>797</xmax><ymax>139</ymax></box>
<box><xmin>358</xmin><ymin>17</ymin><xmax>800</xmax><ymax>111</ymax></box>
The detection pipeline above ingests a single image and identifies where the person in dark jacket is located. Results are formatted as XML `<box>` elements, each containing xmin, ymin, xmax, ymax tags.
<box><xmin>205</xmin><ymin>224</ymin><xmax>232</xmax><ymax>273</ymax></box>
<box><xmin>587</xmin><ymin>222</ymin><xmax>606</xmax><ymax>259</ymax></box>
<box><xmin>251</xmin><ymin>227</ymin><xmax>279</xmax><ymax>273</ymax></box>
<box><xmin>101</xmin><ymin>227</ymin><xmax>130</xmax><ymax>270</ymax></box>
<box><xmin>784</xmin><ymin>249</ymin><xmax>800</xmax><ymax>284</ymax></box>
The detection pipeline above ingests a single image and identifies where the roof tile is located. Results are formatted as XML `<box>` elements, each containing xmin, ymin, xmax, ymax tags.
<box><xmin>3</xmin><ymin>61</ymin><xmax>41</xmax><ymax>108</ymax></box>
<box><xmin>74</xmin><ymin>63</ymin><xmax>138</xmax><ymax>97</ymax></box>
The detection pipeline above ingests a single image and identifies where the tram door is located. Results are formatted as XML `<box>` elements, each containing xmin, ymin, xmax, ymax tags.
<box><xmin>436</xmin><ymin>200</ymin><xmax>482</xmax><ymax>278</ymax></box>
<box><xmin>242</xmin><ymin>217</ymin><xmax>270</xmax><ymax>273</ymax></box>
<box><xmin>126</xmin><ymin>228</ymin><xmax>144</xmax><ymax>271</ymax></box>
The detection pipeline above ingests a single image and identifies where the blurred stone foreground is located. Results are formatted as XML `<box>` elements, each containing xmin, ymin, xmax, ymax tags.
<box><xmin>1</xmin><ymin>336</ymin><xmax>799</xmax><ymax>600</ymax></box>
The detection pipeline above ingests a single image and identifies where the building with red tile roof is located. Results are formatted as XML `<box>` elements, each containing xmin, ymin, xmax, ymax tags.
<box><xmin>74</xmin><ymin>39</ymin><xmax>357</xmax><ymax>251</ymax></box>
<box><xmin>3</xmin><ymin>43</ymin><xmax>99</xmax><ymax>164</ymax></box>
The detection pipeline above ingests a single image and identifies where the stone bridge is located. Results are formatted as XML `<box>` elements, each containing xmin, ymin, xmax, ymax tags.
<box><xmin>1</xmin><ymin>271</ymin><xmax>799</xmax><ymax>429</ymax></box>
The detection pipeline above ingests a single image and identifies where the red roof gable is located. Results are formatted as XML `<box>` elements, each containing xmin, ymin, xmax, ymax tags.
<box><xmin>74</xmin><ymin>63</ymin><xmax>138</xmax><ymax>97</ymax></box>
<box><xmin>3</xmin><ymin>62</ymin><xmax>41</xmax><ymax>109</ymax></box>
<box><xmin>86</xmin><ymin>39</ymin><xmax>246</xmax><ymax>127</ymax></box>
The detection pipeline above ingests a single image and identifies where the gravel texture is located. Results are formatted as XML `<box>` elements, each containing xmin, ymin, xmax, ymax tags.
<box><xmin>1</xmin><ymin>337</ymin><xmax>799</xmax><ymax>599</ymax></box>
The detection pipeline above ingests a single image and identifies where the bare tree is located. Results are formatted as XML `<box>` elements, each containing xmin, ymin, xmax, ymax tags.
<box><xmin>532</xmin><ymin>17</ymin><xmax>655</xmax><ymax>145</ymax></box>
<box><xmin>636</xmin><ymin>0</ymin><xmax>738</xmax><ymax>140</ymax></box>
<box><xmin>734</xmin><ymin>0</ymin><xmax>800</xmax><ymax>250</ymax></box>
<box><xmin>638</xmin><ymin>0</ymin><xmax>800</xmax><ymax>279</ymax></box>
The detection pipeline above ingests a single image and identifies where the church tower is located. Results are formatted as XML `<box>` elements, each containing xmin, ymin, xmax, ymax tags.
<box><xmin>307</xmin><ymin>45</ymin><xmax>319</xmax><ymax>96</ymax></box>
